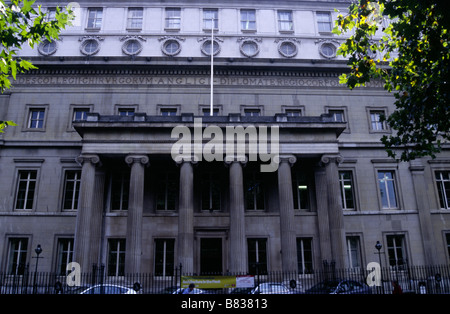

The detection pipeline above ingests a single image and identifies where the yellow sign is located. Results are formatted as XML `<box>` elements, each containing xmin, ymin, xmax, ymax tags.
<box><xmin>181</xmin><ymin>276</ymin><xmax>237</xmax><ymax>289</ymax></box>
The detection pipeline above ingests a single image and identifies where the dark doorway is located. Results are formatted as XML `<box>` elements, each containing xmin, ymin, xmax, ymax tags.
<box><xmin>200</xmin><ymin>238</ymin><xmax>222</xmax><ymax>274</ymax></box>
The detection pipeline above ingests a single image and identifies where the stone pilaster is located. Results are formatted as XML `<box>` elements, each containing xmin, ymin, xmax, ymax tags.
<box><xmin>74</xmin><ymin>154</ymin><xmax>102</xmax><ymax>273</ymax></box>
<box><xmin>225</xmin><ymin>155</ymin><xmax>248</xmax><ymax>273</ymax></box>
<box><xmin>175</xmin><ymin>156</ymin><xmax>197</xmax><ymax>274</ymax></box>
<box><xmin>125</xmin><ymin>155</ymin><xmax>149</xmax><ymax>274</ymax></box>
<box><xmin>276</xmin><ymin>155</ymin><xmax>297</xmax><ymax>272</ymax></box>
<box><xmin>409</xmin><ymin>159</ymin><xmax>437</xmax><ymax>265</ymax></box>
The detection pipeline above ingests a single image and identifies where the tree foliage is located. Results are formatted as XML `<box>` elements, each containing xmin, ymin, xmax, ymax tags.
<box><xmin>333</xmin><ymin>0</ymin><xmax>450</xmax><ymax>161</ymax></box>
<box><xmin>0</xmin><ymin>0</ymin><xmax>73</xmax><ymax>132</ymax></box>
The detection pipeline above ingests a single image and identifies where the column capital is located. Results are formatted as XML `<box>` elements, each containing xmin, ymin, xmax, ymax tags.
<box><xmin>224</xmin><ymin>155</ymin><xmax>248</xmax><ymax>166</ymax></box>
<box><xmin>319</xmin><ymin>154</ymin><xmax>343</xmax><ymax>167</ymax></box>
<box><xmin>274</xmin><ymin>154</ymin><xmax>297</xmax><ymax>166</ymax></box>
<box><xmin>76</xmin><ymin>154</ymin><xmax>102</xmax><ymax>167</ymax></box>
<box><xmin>125</xmin><ymin>154</ymin><xmax>150</xmax><ymax>166</ymax></box>
<box><xmin>174</xmin><ymin>154</ymin><xmax>199</xmax><ymax>165</ymax></box>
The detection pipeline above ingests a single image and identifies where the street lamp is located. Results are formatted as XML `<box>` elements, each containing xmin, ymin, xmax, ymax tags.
<box><xmin>32</xmin><ymin>244</ymin><xmax>43</xmax><ymax>294</ymax></box>
<box><xmin>375</xmin><ymin>241</ymin><xmax>384</xmax><ymax>294</ymax></box>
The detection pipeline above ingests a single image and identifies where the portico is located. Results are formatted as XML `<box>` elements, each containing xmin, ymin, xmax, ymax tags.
<box><xmin>72</xmin><ymin>112</ymin><xmax>347</xmax><ymax>274</ymax></box>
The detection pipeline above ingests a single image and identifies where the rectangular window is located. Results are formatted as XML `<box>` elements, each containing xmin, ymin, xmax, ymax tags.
<box><xmin>63</xmin><ymin>170</ymin><xmax>81</xmax><ymax>211</ymax></box>
<box><xmin>435</xmin><ymin>171</ymin><xmax>450</xmax><ymax>209</ymax></box>
<box><xmin>202</xmin><ymin>108</ymin><xmax>219</xmax><ymax>116</ymax></box>
<box><xmin>160</xmin><ymin>108</ymin><xmax>178</xmax><ymax>116</ymax></box>
<box><xmin>156</xmin><ymin>172</ymin><xmax>178</xmax><ymax>210</ymax></box>
<box><xmin>277</xmin><ymin>10</ymin><xmax>293</xmax><ymax>32</ymax></box>
<box><xmin>110</xmin><ymin>172</ymin><xmax>130</xmax><ymax>211</ymax></box>
<box><xmin>346</xmin><ymin>236</ymin><xmax>361</xmax><ymax>268</ymax></box>
<box><xmin>73</xmin><ymin>108</ymin><xmax>89</xmax><ymax>122</ymax></box>
<box><xmin>154</xmin><ymin>239</ymin><xmax>175</xmax><ymax>276</ymax></box>
<box><xmin>28</xmin><ymin>108</ymin><xmax>45</xmax><ymax>129</ymax></box>
<box><xmin>339</xmin><ymin>171</ymin><xmax>355</xmax><ymax>210</ymax></box>
<box><xmin>241</xmin><ymin>9</ymin><xmax>256</xmax><ymax>31</ymax></box>
<box><xmin>165</xmin><ymin>8</ymin><xmax>181</xmax><ymax>29</ymax></box>
<box><xmin>329</xmin><ymin>109</ymin><xmax>345</xmax><ymax>122</ymax></box>
<box><xmin>297</xmin><ymin>238</ymin><xmax>313</xmax><ymax>274</ymax></box>
<box><xmin>244</xmin><ymin>108</ymin><xmax>261</xmax><ymax>117</ymax></box>
<box><xmin>292</xmin><ymin>171</ymin><xmax>310</xmax><ymax>210</ymax></box>
<box><xmin>285</xmin><ymin>109</ymin><xmax>302</xmax><ymax>117</ymax></box>
<box><xmin>15</xmin><ymin>170</ymin><xmax>37</xmax><ymax>210</ymax></box>
<box><xmin>386</xmin><ymin>235</ymin><xmax>406</xmax><ymax>268</ymax></box>
<box><xmin>378</xmin><ymin>171</ymin><xmax>398</xmax><ymax>209</ymax></box>
<box><xmin>245</xmin><ymin>170</ymin><xmax>264</xmax><ymax>210</ymax></box>
<box><xmin>127</xmin><ymin>8</ymin><xmax>143</xmax><ymax>29</ymax></box>
<box><xmin>317</xmin><ymin>12</ymin><xmax>332</xmax><ymax>32</ymax></box>
<box><xmin>107</xmin><ymin>239</ymin><xmax>126</xmax><ymax>276</ymax></box>
<box><xmin>370</xmin><ymin>110</ymin><xmax>387</xmax><ymax>131</ymax></box>
<box><xmin>201</xmin><ymin>172</ymin><xmax>221</xmax><ymax>211</ymax></box>
<box><xmin>118</xmin><ymin>108</ymin><xmax>135</xmax><ymax>116</ymax></box>
<box><xmin>7</xmin><ymin>238</ymin><xmax>28</xmax><ymax>275</ymax></box>
<box><xmin>248</xmin><ymin>238</ymin><xmax>267</xmax><ymax>275</ymax></box>
<box><xmin>203</xmin><ymin>9</ymin><xmax>218</xmax><ymax>30</ymax></box>
<box><xmin>87</xmin><ymin>8</ymin><xmax>103</xmax><ymax>29</ymax></box>
<box><xmin>56</xmin><ymin>238</ymin><xmax>74</xmax><ymax>275</ymax></box>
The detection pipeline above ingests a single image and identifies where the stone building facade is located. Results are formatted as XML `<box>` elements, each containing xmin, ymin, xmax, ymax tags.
<box><xmin>0</xmin><ymin>0</ymin><xmax>449</xmax><ymax>277</ymax></box>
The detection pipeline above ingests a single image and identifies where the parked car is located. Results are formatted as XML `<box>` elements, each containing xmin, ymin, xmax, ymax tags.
<box><xmin>229</xmin><ymin>287</ymin><xmax>254</xmax><ymax>294</ymax></box>
<box><xmin>304</xmin><ymin>280</ymin><xmax>372</xmax><ymax>294</ymax></box>
<box><xmin>80</xmin><ymin>284</ymin><xmax>138</xmax><ymax>294</ymax></box>
<box><xmin>159</xmin><ymin>286</ymin><xmax>180</xmax><ymax>294</ymax></box>
<box><xmin>172</xmin><ymin>287</ymin><xmax>207</xmax><ymax>294</ymax></box>
<box><xmin>251</xmin><ymin>282</ymin><xmax>292</xmax><ymax>294</ymax></box>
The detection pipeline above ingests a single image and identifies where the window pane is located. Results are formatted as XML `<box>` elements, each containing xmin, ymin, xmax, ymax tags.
<box><xmin>378</xmin><ymin>171</ymin><xmax>397</xmax><ymax>209</ymax></box>
<box><xmin>56</xmin><ymin>238</ymin><xmax>74</xmax><ymax>275</ymax></box>
<box><xmin>339</xmin><ymin>171</ymin><xmax>355</xmax><ymax>209</ymax></box>
<box><xmin>8</xmin><ymin>238</ymin><xmax>28</xmax><ymax>275</ymax></box>
<box><xmin>436</xmin><ymin>171</ymin><xmax>450</xmax><ymax>209</ymax></box>
<box><xmin>278</xmin><ymin>11</ymin><xmax>293</xmax><ymax>31</ymax></box>
<box><xmin>111</xmin><ymin>172</ymin><xmax>130</xmax><ymax>210</ymax></box>
<box><xmin>16</xmin><ymin>170</ymin><xmax>37</xmax><ymax>210</ymax></box>
<box><xmin>203</xmin><ymin>9</ymin><xmax>218</xmax><ymax>29</ymax></box>
<box><xmin>63</xmin><ymin>170</ymin><xmax>81</xmax><ymax>210</ymax></box>
<box><xmin>128</xmin><ymin>8</ymin><xmax>143</xmax><ymax>28</ymax></box>
<box><xmin>248</xmin><ymin>239</ymin><xmax>267</xmax><ymax>274</ymax></box>
<box><xmin>155</xmin><ymin>239</ymin><xmax>175</xmax><ymax>276</ymax></box>
<box><xmin>297</xmin><ymin>238</ymin><xmax>313</xmax><ymax>274</ymax></box>
<box><xmin>107</xmin><ymin>239</ymin><xmax>126</xmax><ymax>276</ymax></box>
<box><xmin>241</xmin><ymin>9</ymin><xmax>256</xmax><ymax>30</ymax></box>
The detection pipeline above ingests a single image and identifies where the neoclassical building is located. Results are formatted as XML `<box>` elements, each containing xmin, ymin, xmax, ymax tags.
<box><xmin>1</xmin><ymin>0</ymin><xmax>449</xmax><ymax>278</ymax></box>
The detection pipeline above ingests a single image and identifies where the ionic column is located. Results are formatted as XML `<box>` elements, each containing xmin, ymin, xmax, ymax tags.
<box><xmin>125</xmin><ymin>155</ymin><xmax>149</xmax><ymax>274</ymax></box>
<box><xmin>277</xmin><ymin>155</ymin><xmax>297</xmax><ymax>272</ymax></box>
<box><xmin>225</xmin><ymin>155</ymin><xmax>247</xmax><ymax>273</ymax></box>
<box><xmin>320</xmin><ymin>154</ymin><xmax>347</xmax><ymax>269</ymax></box>
<box><xmin>74</xmin><ymin>154</ymin><xmax>102</xmax><ymax>273</ymax></box>
<box><xmin>176</xmin><ymin>156</ymin><xmax>197</xmax><ymax>274</ymax></box>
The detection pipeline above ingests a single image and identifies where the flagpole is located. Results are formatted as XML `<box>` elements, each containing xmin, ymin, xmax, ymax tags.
<box><xmin>210</xmin><ymin>16</ymin><xmax>214</xmax><ymax>116</ymax></box>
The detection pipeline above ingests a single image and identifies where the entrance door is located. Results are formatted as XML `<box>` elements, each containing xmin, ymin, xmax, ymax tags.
<box><xmin>200</xmin><ymin>238</ymin><xmax>222</xmax><ymax>274</ymax></box>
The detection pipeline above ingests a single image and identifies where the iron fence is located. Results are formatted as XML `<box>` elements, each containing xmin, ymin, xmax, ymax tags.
<box><xmin>1</xmin><ymin>264</ymin><xmax>449</xmax><ymax>294</ymax></box>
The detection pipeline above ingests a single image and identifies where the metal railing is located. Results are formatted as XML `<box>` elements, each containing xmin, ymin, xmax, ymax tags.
<box><xmin>1</xmin><ymin>264</ymin><xmax>449</xmax><ymax>294</ymax></box>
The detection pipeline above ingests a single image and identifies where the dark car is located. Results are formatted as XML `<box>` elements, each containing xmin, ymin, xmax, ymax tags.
<box><xmin>304</xmin><ymin>280</ymin><xmax>372</xmax><ymax>294</ymax></box>
<box><xmin>229</xmin><ymin>287</ymin><xmax>254</xmax><ymax>294</ymax></box>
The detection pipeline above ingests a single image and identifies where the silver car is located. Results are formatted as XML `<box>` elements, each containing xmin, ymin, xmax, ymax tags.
<box><xmin>251</xmin><ymin>282</ymin><xmax>292</xmax><ymax>294</ymax></box>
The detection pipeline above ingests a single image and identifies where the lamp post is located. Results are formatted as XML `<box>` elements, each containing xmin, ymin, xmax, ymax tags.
<box><xmin>375</xmin><ymin>241</ymin><xmax>384</xmax><ymax>294</ymax></box>
<box><xmin>32</xmin><ymin>244</ymin><xmax>43</xmax><ymax>294</ymax></box>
